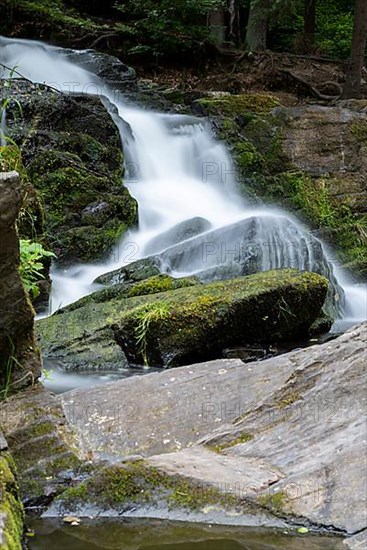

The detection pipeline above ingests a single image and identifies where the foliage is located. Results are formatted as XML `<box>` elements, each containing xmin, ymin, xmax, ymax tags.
<box><xmin>314</xmin><ymin>0</ymin><xmax>354</xmax><ymax>58</ymax></box>
<box><xmin>19</xmin><ymin>240</ymin><xmax>55</xmax><ymax>299</ymax></box>
<box><xmin>114</xmin><ymin>0</ymin><xmax>224</xmax><ymax>59</ymax></box>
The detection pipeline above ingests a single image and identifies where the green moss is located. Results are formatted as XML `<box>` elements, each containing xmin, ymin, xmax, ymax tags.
<box><xmin>0</xmin><ymin>451</ymin><xmax>24</xmax><ymax>550</ymax></box>
<box><xmin>60</xmin><ymin>461</ymin><xmax>239</xmax><ymax>513</ymax></box>
<box><xmin>128</xmin><ymin>275</ymin><xmax>199</xmax><ymax>297</ymax></box>
<box><xmin>26</xmin><ymin>137</ymin><xmax>137</xmax><ymax>263</ymax></box>
<box><xmin>208</xmin><ymin>433</ymin><xmax>254</xmax><ymax>453</ymax></box>
<box><xmin>350</xmin><ymin>121</ymin><xmax>367</xmax><ymax>143</ymax></box>
<box><xmin>234</xmin><ymin>141</ymin><xmax>264</xmax><ymax>173</ymax></box>
<box><xmin>38</xmin><ymin>269</ymin><xmax>328</xmax><ymax>368</ymax></box>
<box><xmin>276</xmin><ymin>391</ymin><xmax>302</xmax><ymax>410</ymax></box>
<box><xmin>258</xmin><ymin>491</ymin><xmax>288</xmax><ymax>514</ymax></box>
<box><xmin>168</xmin><ymin>479</ymin><xmax>238</xmax><ymax>510</ymax></box>
<box><xmin>197</xmin><ymin>94</ymin><xmax>280</xmax><ymax>117</ymax></box>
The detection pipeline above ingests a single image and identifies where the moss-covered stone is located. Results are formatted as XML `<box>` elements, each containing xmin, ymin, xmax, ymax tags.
<box><xmin>59</xmin><ymin>460</ymin><xmax>238</xmax><ymax>514</ymax></box>
<box><xmin>0</xmin><ymin>386</ymin><xmax>83</xmax><ymax>507</ymax></box>
<box><xmin>63</xmin><ymin>274</ymin><xmax>200</xmax><ymax>313</ymax></box>
<box><xmin>3</xmin><ymin>82</ymin><xmax>138</xmax><ymax>265</ymax></box>
<box><xmin>36</xmin><ymin>269</ymin><xmax>328</xmax><ymax>369</ymax></box>
<box><xmin>258</xmin><ymin>491</ymin><xmax>290</xmax><ymax>515</ymax></box>
<box><xmin>207</xmin><ymin>433</ymin><xmax>254</xmax><ymax>453</ymax></box>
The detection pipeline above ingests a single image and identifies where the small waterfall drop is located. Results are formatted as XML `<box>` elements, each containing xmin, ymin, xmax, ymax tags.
<box><xmin>1</xmin><ymin>36</ymin><xmax>366</xmax><ymax>328</ymax></box>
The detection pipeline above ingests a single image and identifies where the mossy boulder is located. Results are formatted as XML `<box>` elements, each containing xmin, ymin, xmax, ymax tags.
<box><xmin>199</xmin><ymin>94</ymin><xmax>367</xmax><ymax>279</ymax></box>
<box><xmin>3</xmin><ymin>81</ymin><xmax>138</xmax><ymax>265</ymax></box>
<box><xmin>36</xmin><ymin>269</ymin><xmax>328</xmax><ymax>369</ymax></box>
<box><xmin>64</xmin><ymin>274</ymin><xmax>200</xmax><ymax>313</ymax></box>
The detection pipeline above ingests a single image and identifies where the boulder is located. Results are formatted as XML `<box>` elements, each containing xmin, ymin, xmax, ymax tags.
<box><xmin>157</xmin><ymin>214</ymin><xmax>342</xmax><ymax>317</ymax></box>
<box><xmin>51</xmin><ymin>322</ymin><xmax>365</xmax><ymax>536</ymax></box>
<box><xmin>36</xmin><ymin>269</ymin><xmax>328</xmax><ymax>369</ymax></box>
<box><xmin>2</xmin><ymin>80</ymin><xmax>138</xmax><ymax>265</ymax></box>
<box><xmin>143</xmin><ymin>216</ymin><xmax>212</xmax><ymax>255</ymax></box>
<box><xmin>94</xmin><ymin>257</ymin><xmax>161</xmax><ymax>286</ymax></box>
<box><xmin>0</xmin><ymin>385</ymin><xmax>83</xmax><ymax>509</ymax></box>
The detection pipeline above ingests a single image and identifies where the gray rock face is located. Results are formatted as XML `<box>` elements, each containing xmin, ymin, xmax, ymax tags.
<box><xmin>94</xmin><ymin>257</ymin><xmax>160</xmax><ymax>286</ymax></box>
<box><xmin>144</xmin><ymin>217</ymin><xmax>212</xmax><ymax>255</ymax></box>
<box><xmin>58</xmin><ymin>322</ymin><xmax>366</xmax><ymax>533</ymax></box>
<box><xmin>157</xmin><ymin>214</ymin><xmax>343</xmax><ymax>317</ymax></box>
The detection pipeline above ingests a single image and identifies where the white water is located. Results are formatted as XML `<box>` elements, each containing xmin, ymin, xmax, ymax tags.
<box><xmin>1</xmin><ymin>36</ymin><xmax>366</xmax><ymax>328</ymax></box>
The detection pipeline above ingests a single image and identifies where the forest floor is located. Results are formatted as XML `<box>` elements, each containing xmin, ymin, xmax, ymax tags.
<box><xmin>136</xmin><ymin>50</ymin><xmax>366</xmax><ymax>103</ymax></box>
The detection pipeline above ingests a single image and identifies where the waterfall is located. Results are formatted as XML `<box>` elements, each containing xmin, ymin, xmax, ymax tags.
<box><xmin>1</xmin><ymin>36</ymin><xmax>366</xmax><ymax>328</ymax></box>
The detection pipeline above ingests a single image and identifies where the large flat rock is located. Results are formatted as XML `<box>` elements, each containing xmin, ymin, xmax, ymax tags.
<box><xmin>59</xmin><ymin>322</ymin><xmax>367</xmax><ymax>533</ymax></box>
<box><xmin>60</xmin><ymin>356</ymin><xmax>296</xmax><ymax>459</ymax></box>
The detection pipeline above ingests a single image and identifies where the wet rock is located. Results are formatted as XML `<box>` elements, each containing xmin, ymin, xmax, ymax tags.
<box><xmin>64</xmin><ymin>49</ymin><xmax>137</xmax><ymax>91</ymax></box>
<box><xmin>0</xmin><ymin>171</ymin><xmax>41</xmax><ymax>391</ymax></box>
<box><xmin>94</xmin><ymin>257</ymin><xmax>161</xmax><ymax>286</ymax></box>
<box><xmin>37</xmin><ymin>269</ymin><xmax>328</xmax><ymax>369</ymax></box>
<box><xmin>157</xmin><ymin>214</ymin><xmax>343</xmax><ymax>317</ymax></box>
<box><xmin>3</xmin><ymin>80</ymin><xmax>138</xmax><ymax>265</ymax></box>
<box><xmin>144</xmin><ymin>217</ymin><xmax>212</xmax><ymax>254</ymax></box>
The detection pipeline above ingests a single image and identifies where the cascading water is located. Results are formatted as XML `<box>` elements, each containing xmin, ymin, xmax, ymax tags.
<box><xmin>1</xmin><ymin>36</ymin><xmax>366</xmax><ymax>330</ymax></box>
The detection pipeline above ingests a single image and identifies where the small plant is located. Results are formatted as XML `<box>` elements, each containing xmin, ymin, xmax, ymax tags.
<box><xmin>0</xmin><ymin>338</ymin><xmax>22</xmax><ymax>400</ymax></box>
<box><xmin>0</xmin><ymin>65</ymin><xmax>23</xmax><ymax>149</ymax></box>
<box><xmin>19</xmin><ymin>239</ymin><xmax>55</xmax><ymax>299</ymax></box>
<box><xmin>135</xmin><ymin>301</ymin><xmax>171</xmax><ymax>365</ymax></box>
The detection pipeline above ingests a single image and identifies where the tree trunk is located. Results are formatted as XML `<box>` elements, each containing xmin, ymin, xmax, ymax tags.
<box><xmin>303</xmin><ymin>0</ymin><xmax>317</xmax><ymax>52</ymax></box>
<box><xmin>342</xmin><ymin>0</ymin><xmax>367</xmax><ymax>99</ymax></box>
<box><xmin>246</xmin><ymin>0</ymin><xmax>270</xmax><ymax>51</ymax></box>
<box><xmin>208</xmin><ymin>7</ymin><xmax>226</xmax><ymax>47</ymax></box>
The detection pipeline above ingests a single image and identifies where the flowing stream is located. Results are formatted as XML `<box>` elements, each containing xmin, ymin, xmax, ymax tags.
<box><xmin>0</xmin><ymin>35</ymin><xmax>361</xmax><ymax>550</ymax></box>
<box><xmin>1</xmin><ymin>36</ymin><xmax>366</xmax><ymax>328</ymax></box>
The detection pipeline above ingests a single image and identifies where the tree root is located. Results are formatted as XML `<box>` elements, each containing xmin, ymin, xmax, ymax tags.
<box><xmin>278</xmin><ymin>68</ymin><xmax>342</xmax><ymax>100</ymax></box>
